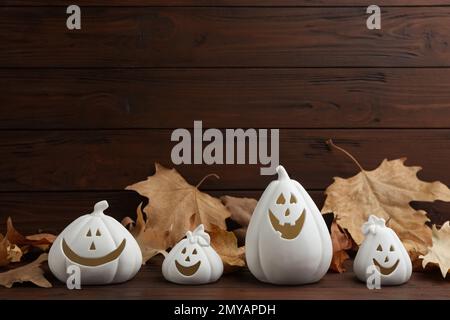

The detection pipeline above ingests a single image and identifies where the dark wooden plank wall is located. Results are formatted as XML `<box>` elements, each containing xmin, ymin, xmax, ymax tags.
<box><xmin>5</xmin><ymin>69</ymin><xmax>450</xmax><ymax>129</ymax></box>
<box><xmin>2</xmin><ymin>1</ymin><xmax>450</xmax><ymax>234</ymax></box>
<box><xmin>5</xmin><ymin>1</ymin><xmax>450</xmax><ymax>6</ymax></box>
<box><xmin>4</xmin><ymin>7</ymin><xmax>450</xmax><ymax>67</ymax></box>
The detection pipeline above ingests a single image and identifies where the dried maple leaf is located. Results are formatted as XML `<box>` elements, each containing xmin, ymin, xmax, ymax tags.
<box><xmin>122</xmin><ymin>203</ymin><xmax>160</xmax><ymax>263</ymax></box>
<box><xmin>330</xmin><ymin>221</ymin><xmax>353</xmax><ymax>273</ymax></box>
<box><xmin>0</xmin><ymin>253</ymin><xmax>51</xmax><ymax>288</ymax></box>
<box><xmin>7</xmin><ymin>244</ymin><xmax>23</xmax><ymax>263</ymax></box>
<box><xmin>0</xmin><ymin>235</ymin><xmax>9</xmax><ymax>267</ymax></box>
<box><xmin>322</xmin><ymin>140</ymin><xmax>450</xmax><ymax>258</ymax></box>
<box><xmin>221</xmin><ymin>195</ymin><xmax>256</xmax><ymax>229</ymax></box>
<box><xmin>420</xmin><ymin>222</ymin><xmax>450</xmax><ymax>278</ymax></box>
<box><xmin>221</xmin><ymin>195</ymin><xmax>257</xmax><ymax>244</ymax></box>
<box><xmin>125</xmin><ymin>164</ymin><xmax>230</xmax><ymax>261</ymax></box>
<box><xmin>6</xmin><ymin>217</ymin><xmax>55</xmax><ymax>253</ymax></box>
<box><xmin>121</xmin><ymin>217</ymin><xmax>136</xmax><ymax>232</ymax></box>
<box><xmin>209</xmin><ymin>225</ymin><xmax>245</xmax><ymax>273</ymax></box>
<box><xmin>25</xmin><ymin>233</ymin><xmax>56</xmax><ymax>251</ymax></box>
<box><xmin>0</xmin><ymin>234</ymin><xmax>23</xmax><ymax>266</ymax></box>
<box><xmin>6</xmin><ymin>217</ymin><xmax>28</xmax><ymax>244</ymax></box>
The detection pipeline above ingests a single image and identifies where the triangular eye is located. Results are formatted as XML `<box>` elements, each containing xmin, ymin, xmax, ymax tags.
<box><xmin>276</xmin><ymin>194</ymin><xmax>286</xmax><ymax>204</ymax></box>
<box><xmin>376</xmin><ymin>244</ymin><xmax>383</xmax><ymax>251</ymax></box>
<box><xmin>96</xmin><ymin>229</ymin><xmax>101</xmax><ymax>236</ymax></box>
<box><xmin>390</xmin><ymin>245</ymin><xmax>395</xmax><ymax>251</ymax></box>
<box><xmin>181</xmin><ymin>247</ymin><xmax>186</xmax><ymax>254</ymax></box>
<box><xmin>192</xmin><ymin>249</ymin><xmax>197</xmax><ymax>255</ymax></box>
<box><xmin>86</xmin><ymin>229</ymin><xmax>92</xmax><ymax>237</ymax></box>
<box><xmin>290</xmin><ymin>194</ymin><xmax>297</xmax><ymax>204</ymax></box>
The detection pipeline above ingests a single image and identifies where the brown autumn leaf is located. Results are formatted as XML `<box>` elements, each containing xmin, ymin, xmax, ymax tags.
<box><xmin>121</xmin><ymin>217</ymin><xmax>136</xmax><ymax>233</ymax></box>
<box><xmin>7</xmin><ymin>244</ymin><xmax>23</xmax><ymax>263</ymax></box>
<box><xmin>6</xmin><ymin>217</ymin><xmax>28</xmax><ymax>247</ymax></box>
<box><xmin>329</xmin><ymin>222</ymin><xmax>353</xmax><ymax>273</ymax></box>
<box><xmin>209</xmin><ymin>225</ymin><xmax>245</xmax><ymax>273</ymax></box>
<box><xmin>322</xmin><ymin>140</ymin><xmax>450</xmax><ymax>259</ymax></box>
<box><xmin>0</xmin><ymin>253</ymin><xmax>51</xmax><ymax>288</ymax></box>
<box><xmin>122</xmin><ymin>203</ymin><xmax>160</xmax><ymax>263</ymax></box>
<box><xmin>6</xmin><ymin>217</ymin><xmax>56</xmax><ymax>252</ymax></box>
<box><xmin>125</xmin><ymin>164</ymin><xmax>231</xmax><ymax>262</ymax></box>
<box><xmin>0</xmin><ymin>234</ymin><xmax>9</xmax><ymax>267</ymax></box>
<box><xmin>0</xmin><ymin>234</ymin><xmax>23</xmax><ymax>266</ymax></box>
<box><xmin>25</xmin><ymin>233</ymin><xmax>57</xmax><ymax>251</ymax></box>
<box><xmin>221</xmin><ymin>195</ymin><xmax>256</xmax><ymax>228</ymax></box>
<box><xmin>420</xmin><ymin>222</ymin><xmax>450</xmax><ymax>278</ymax></box>
<box><xmin>221</xmin><ymin>195</ymin><xmax>257</xmax><ymax>244</ymax></box>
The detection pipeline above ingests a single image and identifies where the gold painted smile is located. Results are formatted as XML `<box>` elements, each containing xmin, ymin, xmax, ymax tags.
<box><xmin>175</xmin><ymin>260</ymin><xmax>201</xmax><ymax>276</ymax></box>
<box><xmin>62</xmin><ymin>238</ymin><xmax>126</xmax><ymax>267</ymax></box>
<box><xmin>372</xmin><ymin>258</ymin><xmax>400</xmax><ymax>275</ymax></box>
<box><xmin>269</xmin><ymin>209</ymin><xmax>306</xmax><ymax>240</ymax></box>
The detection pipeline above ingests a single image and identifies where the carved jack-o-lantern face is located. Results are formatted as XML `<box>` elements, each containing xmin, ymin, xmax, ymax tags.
<box><xmin>175</xmin><ymin>245</ymin><xmax>201</xmax><ymax>276</ymax></box>
<box><xmin>245</xmin><ymin>166</ymin><xmax>333</xmax><ymax>285</ymax></box>
<box><xmin>354</xmin><ymin>215</ymin><xmax>412</xmax><ymax>286</ymax></box>
<box><xmin>62</xmin><ymin>223</ymin><xmax>126</xmax><ymax>267</ymax></box>
<box><xmin>268</xmin><ymin>191</ymin><xmax>306</xmax><ymax>240</ymax></box>
<box><xmin>162</xmin><ymin>225</ymin><xmax>223</xmax><ymax>285</ymax></box>
<box><xmin>48</xmin><ymin>200</ymin><xmax>142</xmax><ymax>286</ymax></box>
<box><xmin>371</xmin><ymin>243</ymin><xmax>400</xmax><ymax>276</ymax></box>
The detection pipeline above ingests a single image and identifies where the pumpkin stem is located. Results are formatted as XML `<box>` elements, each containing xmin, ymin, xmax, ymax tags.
<box><xmin>93</xmin><ymin>200</ymin><xmax>108</xmax><ymax>215</ymax></box>
<box><xmin>326</xmin><ymin>139</ymin><xmax>364</xmax><ymax>172</ymax></box>
<box><xmin>276</xmin><ymin>165</ymin><xmax>290</xmax><ymax>180</ymax></box>
<box><xmin>196</xmin><ymin>173</ymin><xmax>220</xmax><ymax>189</ymax></box>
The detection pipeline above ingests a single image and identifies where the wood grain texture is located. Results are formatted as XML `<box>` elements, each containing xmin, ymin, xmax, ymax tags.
<box><xmin>3</xmin><ymin>7</ymin><xmax>450</xmax><ymax>67</ymax></box>
<box><xmin>0</xmin><ymin>257</ymin><xmax>448</xmax><ymax>299</ymax></box>
<box><xmin>3</xmin><ymin>0</ymin><xmax>450</xmax><ymax>6</ymax></box>
<box><xmin>1</xmin><ymin>129</ymin><xmax>450</xmax><ymax>192</ymax></box>
<box><xmin>0</xmin><ymin>191</ymin><xmax>144</xmax><ymax>235</ymax></box>
<box><xmin>0</xmin><ymin>190</ymin><xmax>264</xmax><ymax>234</ymax></box>
<box><xmin>1</xmin><ymin>191</ymin><xmax>449</xmax><ymax>235</ymax></box>
<box><xmin>4</xmin><ymin>68</ymin><xmax>450</xmax><ymax>129</ymax></box>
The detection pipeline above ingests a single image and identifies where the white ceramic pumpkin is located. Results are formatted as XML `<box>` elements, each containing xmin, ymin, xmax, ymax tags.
<box><xmin>162</xmin><ymin>224</ymin><xmax>223</xmax><ymax>285</ymax></box>
<box><xmin>245</xmin><ymin>165</ymin><xmax>332</xmax><ymax>285</ymax></box>
<box><xmin>354</xmin><ymin>215</ymin><xmax>412</xmax><ymax>285</ymax></box>
<box><xmin>48</xmin><ymin>200</ymin><xmax>142</xmax><ymax>285</ymax></box>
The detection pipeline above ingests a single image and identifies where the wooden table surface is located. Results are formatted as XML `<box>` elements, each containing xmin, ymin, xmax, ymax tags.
<box><xmin>1</xmin><ymin>258</ymin><xmax>449</xmax><ymax>300</ymax></box>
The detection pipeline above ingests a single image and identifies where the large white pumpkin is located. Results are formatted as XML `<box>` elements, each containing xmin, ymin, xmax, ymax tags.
<box><xmin>48</xmin><ymin>200</ymin><xmax>142</xmax><ymax>285</ymax></box>
<box><xmin>246</xmin><ymin>165</ymin><xmax>332</xmax><ymax>284</ymax></box>
<box><xmin>354</xmin><ymin>215</ymin><xmax>412</xmax><ymax>286</ymax></box>
<box><xmin>162</xmin><ymin>224</ymin><xmax>223</xmax><ymax>285</ymax></box>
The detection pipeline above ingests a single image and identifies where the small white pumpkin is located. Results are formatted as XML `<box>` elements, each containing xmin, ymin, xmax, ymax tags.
<box><xmin>246</xmin><ymin>165</ymin><xmax>332</xmax><ymax>285</ymax></box>
<box><xmin>48</xmin><ymin>200</ymin><xmax>142</xmax><ymax>285</ymax></box>
<box><xmin>354</xmin><ymin>215</ymin><xmax>412</xmax><ymax>285</ymax></box>
<box><xmin>162</xmin><ymin>224</ymin><xmax>223</xmax><ymax>285</ymax></box>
